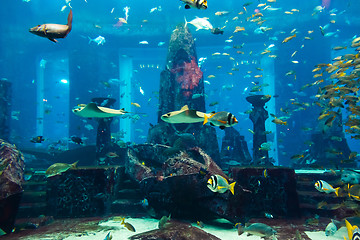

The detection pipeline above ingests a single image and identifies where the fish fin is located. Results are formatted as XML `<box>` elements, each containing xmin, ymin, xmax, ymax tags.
<box><xmin>323</xmin><ymin>188</ymin><xmax>329</xmax><ymax>191</ymax></box>
<box><xmin>48</xmin><ymin>38</ymin><xmax>57</xmax><ymax>43</ymax></box>
<box><xmin>229</xmin><ymin>182</ymin><xmax>236</xmax><ymax>195</ymax></box>
<box><xmin>210</xmin><ymin>122</ymin><xmax>215</xmax><ymax>126</ymax></box>
<box><xmin>345</xmin><ymin>219</ymin><xmax>358</xmax><ymax>240</ymax></box>
<box><xmin>217</xmin><ymin>120</ymin><xmax>227</xmax><ymax>124</ymax></box>
<box><xmin>184</xmin><ymin>17</ymin><xmax>188</xmax><ymax>28</ymax></box>
<box><xmin>71</xmin><ymin>161</ymin><xmax>79</xmax><ymax>169</ymax></box>
<box><xmin>334</xmin><ymin>187</ymin><xmax>340</xmax><ymax>196</ymax></box>
<box><xmin>67</xmin><ymin>9</ymin><xmax>73</xmax><ymax>33</ymax></box>
<box><xmin>237</xmin><ymin>223</ymin><xmax>244</xmax><ymax>235</ymax></box>
<box><xmin>180</xmin><ymin>105</ymin><xmax>189</xmax><ymax>111</ymax></box>
<box><xmin>219</xmin><ymin>126</ymin><xmax>226</xmax><ymax>130</ymax></box>
<box><xmin>203</xmin><ymin>114</ymin><xmax>208</xmax><ymax>125</ymax></box>
<box><xmin>185</xmin><ymin>4</ymin><xmax>191</xmax><ymax>9</ymax></box>
<box><xmin>88</xmin><ymin>37</ymin><xmax>92</xmax><ymax>44</ymax></box>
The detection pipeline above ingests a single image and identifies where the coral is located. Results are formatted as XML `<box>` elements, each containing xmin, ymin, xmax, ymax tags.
<box><xmin>171</xmin><ymin>57</ymin><xmax>203</xmax><ymax>98</ymax></box>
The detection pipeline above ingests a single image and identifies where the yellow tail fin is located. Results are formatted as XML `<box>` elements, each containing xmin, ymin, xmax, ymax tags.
<box><xmin>334</xmin><ymin>187</ymin><xmax>340</xmax><ymax>197</ymax></box>
<box><xmin>229</xmin><ymin>182</ymin><xmax>236</xmax><ymax>195</ymax></box>
<box><xmin>203</xmin><ymin>114</ymin><xmax>208</xmax><ymax>125</ymax></box>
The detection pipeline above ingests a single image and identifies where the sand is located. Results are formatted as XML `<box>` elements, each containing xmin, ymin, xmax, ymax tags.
<box><xmin>59</xmin><ymin>217</ymin><xmax>348</xmax><ymax>240</ymax></box>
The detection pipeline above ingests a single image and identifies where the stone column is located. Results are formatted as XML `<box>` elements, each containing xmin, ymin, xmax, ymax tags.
<box><xmin>0</xmin><ymin>78</ymin><xmax>11</xmax><ymax>141</ymax></box>
<box><xmin>92</xmin><ymin>98</ymin><xmax>116</xmax><ymax>165</ymax></box>
<box><xmin>246</xmin><ymin>95</ymin><xmax>271</xmax><ymax>165</ymax></box>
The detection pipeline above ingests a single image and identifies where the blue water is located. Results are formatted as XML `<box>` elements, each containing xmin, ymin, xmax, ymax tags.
<box><xmin>0</xmin><ymin>0</ymin><xmax>359</xmax><ymax>166</ymax></box>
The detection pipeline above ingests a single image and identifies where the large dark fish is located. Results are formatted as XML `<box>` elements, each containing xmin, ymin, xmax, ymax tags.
<box><xmin>29</xmin><ymin>9</ymin><xmax>73</xmax><ymax>43</ymax></box>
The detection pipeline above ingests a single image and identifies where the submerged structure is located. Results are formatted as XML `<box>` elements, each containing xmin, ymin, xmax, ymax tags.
<box><xmin>148</xmin><ymin>23</ymin><xmax>220</xmax><ymax>161</ymax></box>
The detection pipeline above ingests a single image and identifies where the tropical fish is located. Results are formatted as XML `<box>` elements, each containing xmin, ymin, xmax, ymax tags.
<box><xmin>161</xmin><ymin>105</ymin><xmax>207</xmax><ymax>124</ymax></box>
<box><xmin>120</xmin><ymin>217</ymin><xmax>135</xmax><ymax>232</ymax></box>
<box><xmin>104</xmin><ymin>232</ymin><xmax>112</xmax><ymax>240</ymax></box>
<box><xmin>180</xmin><ymin>0</ymin><xmax>207</xmax><ymax>10</ymax></box>
<box><xmin>344</xmin><ymin>219</ymin><xmax>360</xmax><ymax>240</ymax></box>
<box><xmin>88</xmin><ymin>36</ymin><xmax>106</xmax><ymax>45</ymax></box>
<box><xmin>131</xmin><ymin>102</ymin><xmax>141</xmax><ymax>108</ymax></box>
<box><xmin>30</xmin><ymin>136</ymin><xmax>45</xmax><ymax>143</ymax></box>
<box><xmin>70</xmin><ymin>136</ymin><xmax>83</xmax><ymax>144</ymax></box>
<box><xmin>29</xmin><ymin>9</ymin><xmax>73</xmax><ymax>43</ymax></box>
<box><xmin>237</xmin><ymin>223</ymin><xmax>277</xmax><ymax>238</ymax></box>
<box><xmin>158</xmin><ymin>214</ymin><xmax>171</xmax><ymax>229</ymax></box>
<box><xmin>45</xmin><ymin>161</ymin><xmax>78</xmax><ymax>177</ymax></box>
<box><xmin>211</xmin><ymin>27</ymin><xmax>224</xmax><ymax>35</ymax></box>
<box><xmin>314</xmin><ymin>180</ymin><xmax>340</xmax><ymax>196</ymax></box>
<box><xmin>207</xmin><ymin>175</ymin><xmax>236</xmax><ymax>195</ymax></box>
<box><xmin>203</xmin><ymin>111</ymin><xmax>238</xmax><ymax>130</ymax></box>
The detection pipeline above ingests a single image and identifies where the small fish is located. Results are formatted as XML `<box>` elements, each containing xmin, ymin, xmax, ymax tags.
<box><xmin>88</xmin><ymin>36</ymin><xmax>106</xmax><ymax>45</ymax></box>
<box><xmin>139</xmin><ymin>41</ymin><xmax>149</xmax><ymax>45</ymax></box>
<box><xmin>121</xmin><ymin>217</ymin><xmax>136</xmax><ymax>232</ymax></box>
<box><xmin>45</xmin><ymin>161</ymin><xmax>78</xmax><ymax>177</ymax></box>
<box><xmin>272</xmin><ymin>118</ymin><xmax>287</xmax><ymax>125</ymax></box>
<box><xmin>211</xmin><ymin>27</ymin><xmax>224</xmax><ymax>35</ymax></box>
<box><xmin>180</xmin><ymin>0</ymin><xmax>207</xmax><ymax>10</ymax></box>
<box><xmin>104</xmin><ymin>232</ymin><xmax>112</xmax><ymax>240</ymax></box>
<box><xmin>314</xmin><ymin>180</ymin><xmax>339</xmax><ymax>196</ymax></box>
<box><xmin>203</xmin><ymin>111</ymin><xmax>238</xmax><ymax>130</ymax></box>
<box><xmin>30</xmin><ymin>136</ymin><xmax>45</xmax><ymax>143</ymax></box>
<box><xmin>131</xmin><ymin>102</ymin><xmax>141</xmax><ymax>108</ymax></box>
<box><xmin>158</xmin><ymin>214</ymin><xmax>171</xmax><ymax>229</ymax></box>
<box><xmin>207</xmin><ymin>175</ymin><xmax>236</xmax><ymax>195</ymax></box>
<box><xmin>71</xmin><ymin>136</ymin><xmax>83</xmax><ymax>144</ymax></box>
<box><xmin>264</xmin><ymin>212</ymin><xmax>273</xmax><ymax>218</ymax></box>
<box><xmin>106</xmin><ymin>152</ymin><xmax>119</xmax><ymax>158</ymax></box>
<box><xmin>196</xmin><ymin>221</ymin><xmax>204</xmax><ymax>228</ymax></box>
<box><xmin>282</xmin><ymin>34</ymin><xmax>296</xmax><ymax>43</ymax></box>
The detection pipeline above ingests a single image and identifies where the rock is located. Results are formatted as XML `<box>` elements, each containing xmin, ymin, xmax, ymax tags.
<box><xmin>0</xmin><ymin>139</ymin><xmax>25</xmax><ymax>233</ymax></box>
<box><xmin>129</xmin><ymin>220</ymin><xmax>221</xmax><ymax>240</ymax></box>
<box><xmin>220</xmin><ymin>128</ymin><xmax>252</xmax><ymax>168</ymax></box>
<box><xmin>148</xmin><ymin>23</ymin><xmax>220</xmax><ymax>162</ymax></box>
<box><xmin>126</xmin><ymin>144</ymin><xmax>233</xmax><ymax>220</ymax></box>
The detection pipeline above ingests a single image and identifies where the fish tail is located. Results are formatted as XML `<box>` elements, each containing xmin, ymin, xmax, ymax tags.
<box><xmin>229</xmin><ymin>182</ymin><xmax>236</xmax><ymax>195</ymax></box>
<box><xmin>120</xmin><ymin>217</ymin><xmax>125</xmax><ymax>225</ymax></box>
<box><xmin>88</xmin><ymin>37</ymin><xmax>92</xmax><ymax>44</ymax></box>
<box><xmin>67</xmin><ymin>9</ymin><xmax>73</xmax><ymax>33</ymax></box>
<box><xmin>334</xmin><ymin>187</ymin><xmax>340</xmax><ymax>196</ymax></box>
<box><xmin>71</xmin><ymin>161</ymin><xmax>78</xmax><ymax>169</ymax></box>
<box><xmin>184</xmin><ymin>16</ymin><xmax>188</xmax><ymax>28</ymax></box>
<box><xmin>203</xmin><ymin>114</ymin><xmax>208</xmax><ymax>125</ymax></box>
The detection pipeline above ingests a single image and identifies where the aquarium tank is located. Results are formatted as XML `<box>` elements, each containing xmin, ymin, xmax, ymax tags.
<box><xmin>0</xmin><ymin>0</ymin><xmax>359</xmax><ymax>239</ymax></box>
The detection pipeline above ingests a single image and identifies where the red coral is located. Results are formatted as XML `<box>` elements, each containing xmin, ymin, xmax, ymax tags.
<box><xmin>171</xmin><ymin>57</ymin><xmax>203</xmax><ymax>98</ymax></box>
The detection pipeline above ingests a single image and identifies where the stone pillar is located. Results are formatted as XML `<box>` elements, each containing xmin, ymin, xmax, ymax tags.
<box><xmin>0</xmin><ymin>78</ymin><xmax>11</xmax><ymax>141</ymax></box>
<box><xmin>148</xmin><ymin>23</ymin><xmax>220</xmax><ymax>161</ymax></box>
<box><xmin>92</xmin><ymin>98</ymin><xmax>116</xmax><ymax>165</ymax></box>
<box><xmin>246</xmin><ymin>95</ymin><xmax>271</xmax><ymax>165</ymax></box>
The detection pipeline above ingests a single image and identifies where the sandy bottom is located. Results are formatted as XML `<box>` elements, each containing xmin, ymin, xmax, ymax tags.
<box><xmin>61</xmin><ymin>218</ymin><xmax>347</xmax><ymax>240</ymax></box>
<box><xmin>6</xmin><ymin>217</ymin><xmax>349</xmax><ymax>240</ymax></box>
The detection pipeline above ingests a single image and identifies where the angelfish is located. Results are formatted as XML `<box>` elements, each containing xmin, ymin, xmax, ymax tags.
<box><xmin>29</xmin><ymin>9</ymin><xmax>73</xmax><ymax>43</ymax></box>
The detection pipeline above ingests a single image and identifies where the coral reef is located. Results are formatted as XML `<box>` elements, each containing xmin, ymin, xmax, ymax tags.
<box><xmin>172</xmin><ymin>57</ymin><xmax>203</xmax><ymax>98</ymax></box>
